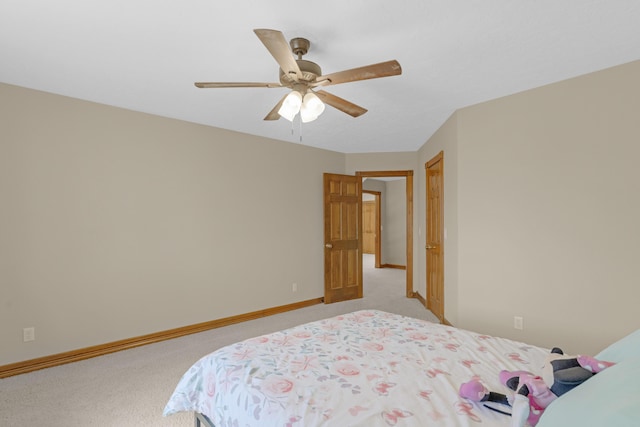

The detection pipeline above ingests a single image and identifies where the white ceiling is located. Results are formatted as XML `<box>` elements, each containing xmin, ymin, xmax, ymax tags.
<box><xmin>1</xmin><ymin>1</ymin><xmax>639</xmax><ymax>153</ymax></box>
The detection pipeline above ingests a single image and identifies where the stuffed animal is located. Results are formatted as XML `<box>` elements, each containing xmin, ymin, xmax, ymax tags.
<box><xmin>459</xmin><ymin>348</ymin><xmax>615</xmax><ymax>427</ymax></box>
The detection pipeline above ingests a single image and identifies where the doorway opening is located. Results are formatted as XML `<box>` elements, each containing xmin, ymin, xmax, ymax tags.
<box><xmin>356</xmin><ymin>170</ymin><xmax>414</xmax><ymax>299</ymax></box>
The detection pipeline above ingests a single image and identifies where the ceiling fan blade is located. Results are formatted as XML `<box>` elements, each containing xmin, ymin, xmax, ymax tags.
<box><xmin>254</xmin><ymin>29</ymin><xmax>302</xmax><ymax>81</ymax></box>
<box><xmin>315</xmin><ymin>90</ymin><xmax>368</xmax><ymax>117</ymax></box>
<box><xmin>316</xmin><ymin>60</ymin><xmax>402</xmax><ymax>87</ymax></box>
<box><xmin>263</xmin><ymin>94</ymin><xmax>288</xmax><ymax>121</ymax></box>
<box><xmin>195</xmin><ymin>82</ymin><xmax>282</xmax><ymax>88</ymax></box>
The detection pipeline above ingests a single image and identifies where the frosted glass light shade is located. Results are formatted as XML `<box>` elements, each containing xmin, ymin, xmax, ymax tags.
<box><xmin>300</xmin><ymin>92</ymin><xmax>325</xmax><ymax>123</ymax></box>
<box><xmin>278</xmin><ymin>91</ymin><xmax>302</xmax><ymax>121</ymax></box>
<box><xmin>300</xmin><ymin>109</ymin><xmax>318</xmax><ymax>123</ymax></box>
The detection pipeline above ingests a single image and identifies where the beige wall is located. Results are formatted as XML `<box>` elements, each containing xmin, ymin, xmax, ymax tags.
<box><xmin>450</xmin><ymin>60</ymin><xmax>640</xmax><ymax>354</ymax></box>
<box><xmin>362</xmin><ymin>178</ymin><xmax>386</xmax><ymax>195</ymax></box>
<box><xmin>345</xmin><ymin>152</ymin><xmax>418</xmax><ymax>175</ymax></box>
<box><xmin>3</xmin><ymin>59</ymin><xmax>639</xmax><ymax>366</ymax></box>
<box><xmin>0</xmin><ymin>83</ymin><xmax>344</xmax><ymax>365</ymax></box>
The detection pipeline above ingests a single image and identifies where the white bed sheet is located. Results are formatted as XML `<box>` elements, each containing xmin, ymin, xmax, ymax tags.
<box><xmin>164</xmin><ymin>310</ymin><xmax>549</xmax><ymax>426</ymax></box>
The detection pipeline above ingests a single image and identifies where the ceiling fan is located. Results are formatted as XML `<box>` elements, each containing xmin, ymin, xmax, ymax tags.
<box><xmin>195</xmin><ymin>29</ymin><xmax>402</xmax><ymax>123</ymax></box>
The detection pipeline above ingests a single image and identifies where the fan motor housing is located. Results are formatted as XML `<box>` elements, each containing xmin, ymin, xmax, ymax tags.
<box><xmin>279</xmin><ymin>59</ymin><xmax>322</xmax><ymax>85</ymax></box>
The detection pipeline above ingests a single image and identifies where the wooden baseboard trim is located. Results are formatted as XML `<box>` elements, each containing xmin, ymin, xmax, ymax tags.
<box><xmin>411</xmin><ymin>291</ymin><xmax>427</xmax><ymax>306</ymax></box>
<box><xmin>0</xmin><ymin>297</ymin><xmax>324</xmax><ymax>379</ymax></box>
<box><xmin>380</xmin><ymin>264</ymin><xmax>406</xmax><ymax>270</ymax></box>
<box><xmin>410</xmin><ymin>292</ymin><xmax>450</xmax><ymax>326</ymax></box>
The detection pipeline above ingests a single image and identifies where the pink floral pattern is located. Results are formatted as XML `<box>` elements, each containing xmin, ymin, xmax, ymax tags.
<box><xmin>164</xmin><ymin>310</ymin><xmax>548</xmax><ymax>426</ymax></box>
<box><xmin>262</xmin><ymin>376</ymin><xmax>295</xmax><ymax>397</ymax></box>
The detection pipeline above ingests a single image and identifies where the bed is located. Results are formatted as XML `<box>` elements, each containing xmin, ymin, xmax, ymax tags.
<box><xmin>163</xmin><ymin>309</ymin><xmax>640</xmax><ymax>426</ymax></box>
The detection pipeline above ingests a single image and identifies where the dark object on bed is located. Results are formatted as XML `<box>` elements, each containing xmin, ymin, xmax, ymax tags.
<box><xmin>194</xmin><ymin>411</ymin><xmax>214</xmax><ymax>427</ymax></box>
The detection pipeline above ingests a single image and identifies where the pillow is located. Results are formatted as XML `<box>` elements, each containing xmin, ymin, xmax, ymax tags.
<box><xmin>537</xmin><ymin>357</ymin><xmax>640</xmax><ymax>427</ymax></box>
<box><xmin>596</xmin><ymin>329</ymin><xmax>640</xmax><ymax>362</ymax></box>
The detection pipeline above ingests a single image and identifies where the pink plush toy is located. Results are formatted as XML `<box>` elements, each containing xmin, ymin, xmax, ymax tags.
<box><xmin>459</xmin><ymin>348</ymin><xmax>615</xmax><ymax>426</ymax></box>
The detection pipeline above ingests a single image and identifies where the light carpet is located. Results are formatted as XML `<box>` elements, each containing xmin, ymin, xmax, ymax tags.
<box><xmin>0</xmin><ymin>255</ymin><xmax>438</xmax><ymax>426</ymax></box>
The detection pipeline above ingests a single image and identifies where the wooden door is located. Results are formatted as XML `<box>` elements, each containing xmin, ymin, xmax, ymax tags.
<box><xmin>362</xmin><ymin>201</ymin><xmax>376</xmax><ymax>254</ymax></box>
<box><xmin>426</xmin><ymin>152</ymin><xmax>444</xmax><ymax>321</ymax></box>
<box><xmin>323</xmin><ymin>173</ymin><xmax>362</xmax><ymax>304</ymax></box>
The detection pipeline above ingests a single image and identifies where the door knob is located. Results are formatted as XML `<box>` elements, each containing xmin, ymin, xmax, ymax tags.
<box><xmin>425</xmin><ymin>245</ymin><xmax>436</xmax><ymax>250</ymax></box>
<box><xmin>325</xmin><ymin>243</ymin><xmax>333</xmax><ymax>249</ymax></box>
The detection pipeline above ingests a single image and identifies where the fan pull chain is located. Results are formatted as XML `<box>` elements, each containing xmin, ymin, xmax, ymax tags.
<box><xmin>299</xmin><ymin>116</ymin><xmax>303</xmax><ymax>142</ymax></box>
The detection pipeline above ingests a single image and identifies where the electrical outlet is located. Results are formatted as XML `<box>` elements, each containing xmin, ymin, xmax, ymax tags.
<box><xmin>292</xmin><ymin>283</ymin><xmax>298</xmax><ymax>292</ymax></box>
<box><xmin>23</xmin><ymin>327</ymin><xmax>35</xmax><ymax>342</ymax></box>
<box><xmin>513</xmin><ymin>316</ymin><xmax>524</xmax><ymax>330</ymax></box>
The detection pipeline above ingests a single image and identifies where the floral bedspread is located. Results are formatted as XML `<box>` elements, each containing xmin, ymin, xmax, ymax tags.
<box><xmin>164</xmin><ymin>310</ymin><xmax>549</xmax><ymax>426</ymax></box>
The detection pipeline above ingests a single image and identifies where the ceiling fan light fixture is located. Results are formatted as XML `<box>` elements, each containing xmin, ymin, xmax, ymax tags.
<box><xmin>196</xmin><ymin>29</ymin><xmax>402</xmax><ymax>123</ymax></box>
<box><xmin>300</xmin><ymin>92</ymin><xmax>325</xmax><ymax>122</ymax></box>
<box><xmin>300</xmin><ymin>108</ymin><xmax>319</xmax><ymax>123</ymax></box>
<box><xmin>278</xmin><ymin>91</ymin><xmax>303</xmax><ymax>121</ymax></box>
<box><xmin>302</xmin><ymin>92</ymin><xmax>325</xmax><ymax>116</ymax></box>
